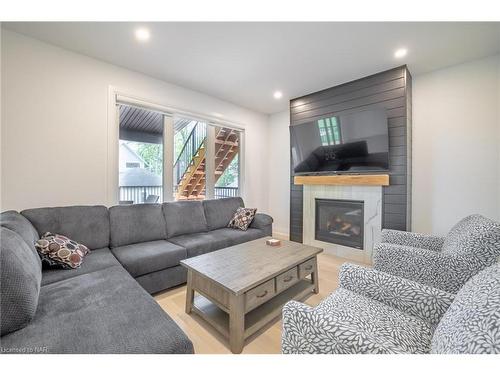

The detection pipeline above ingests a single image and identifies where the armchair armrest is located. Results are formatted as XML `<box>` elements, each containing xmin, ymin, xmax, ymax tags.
<box><xmin>381</xmin><ymin>229</ymin><xmax>444</xmax><ymax>251</ymax></box>
<box><xmin>373</xmin><ymin>243</ymin><xmax>471</xmax><ymax>293</ymax></box>
<box><xmin>281</xmin><ymin>300</ymin><xmax>405</xmax><ymax>354</ymax></box>
<box><xmin>249</xmin><ymin>213</ymin><xmax>273</xmax><ymax>230</ymax></box>
<box><xmin>339</xmin><ymin>263</ymin><xmax>455</xmax><ymax>326</ymax></box>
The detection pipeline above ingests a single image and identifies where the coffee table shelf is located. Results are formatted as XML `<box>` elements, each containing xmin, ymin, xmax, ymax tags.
<box><xmin>191</xmin><ymin>279</ymin><xmax>315</xmax><ymax>341</ymax></box>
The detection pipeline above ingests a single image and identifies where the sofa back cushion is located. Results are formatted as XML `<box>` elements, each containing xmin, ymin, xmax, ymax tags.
<box><xmin>21</xmin><ymin>206</ymin><xmax>110</xmax><ymax>250</ymax></box>
<box><xmin>442</xmin><ymin>215</ymin><xmax>500</xmax><ymax>264</ymax></box>
<box><xmin>0</xmin><ymin>210</ymin><xmax>40</xmax><ymax>250</ymax></box>
<box><xmin>431</xmin><ymin>263</ymin><xmax>500</xmax><ymax>353</ymax></box>
<box><xmin>202</xmin><ymin>197</ymin><xmax>244</xmax><ymax>231</ymax></box>
<box><xmin>1</xmin><ymin>227</ymin><xmax>42</xmax><ymax>336</ymax></box>
<box><xmin>162</xmin><ymin>201</ymin><xmax>208</xmax><ymax>238</ymax></box>
<box><xmin>109</xmin><ymin>204</ymin><xmax>166</xmax><ymax>247</ymax></box>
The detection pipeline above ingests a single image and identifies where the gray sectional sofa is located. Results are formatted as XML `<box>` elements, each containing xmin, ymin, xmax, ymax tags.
<box><xmin>0</xmin><ymin>197</ymin><xmax>273</xmax><ymax>353</ymax></box>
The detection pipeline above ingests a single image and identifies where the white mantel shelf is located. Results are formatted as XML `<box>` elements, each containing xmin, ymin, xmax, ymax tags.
<box><xmin>294</xmin><ymin>174</ymin><xmax>389</xmax><ymax>186</ymax></box>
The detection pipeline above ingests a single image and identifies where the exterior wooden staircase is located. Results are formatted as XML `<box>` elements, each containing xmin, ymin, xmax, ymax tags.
<box><xmin>175</xmin><ymin>126</ymin><xmax>239</xmax><ymax>200</ymax></box>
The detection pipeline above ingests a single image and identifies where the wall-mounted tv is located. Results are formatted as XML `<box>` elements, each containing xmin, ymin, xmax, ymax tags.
<box><xmin>290</xmin><ymin>108</ymin><xmax>389</xmax><ymax>175</ymax></box>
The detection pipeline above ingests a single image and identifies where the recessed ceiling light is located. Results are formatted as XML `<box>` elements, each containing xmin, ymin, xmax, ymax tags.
<box><xmin>273</xmin><ymin>91</ymin><xmax>283</xmax><ymax>99</ymax></box>
<box><xmin>394</xmin><ymin>48</ymin><xmax>408</xmax><ymax>59</ymax></box>
<box><xmin>135</xmin><ymin>28</ymin><xmax>151</xmax><ymax>42</ymax></box>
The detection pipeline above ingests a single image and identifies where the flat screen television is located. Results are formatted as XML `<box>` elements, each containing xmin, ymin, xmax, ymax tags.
<box><xmin>290</xmin><ymin>108</ymin><xmax>389</xmax><ymax>175</ymax></box>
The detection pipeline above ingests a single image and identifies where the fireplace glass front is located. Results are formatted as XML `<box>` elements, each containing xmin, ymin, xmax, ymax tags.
<box><xmin>315</xmin><ymin>198</ymin><xmax>364</xmax><ymax>249</ymax></box>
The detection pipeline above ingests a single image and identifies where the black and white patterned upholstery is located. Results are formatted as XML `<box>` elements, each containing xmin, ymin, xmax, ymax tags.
<box><xmin>282</xmin><ymin>264</ymin><xmax>454</xmax><ymax>354</ymax></box>
<box><xmin>380</xmin><ymin>229</ymin><xmax>444</xmax><ymax>251</ymax></box>
<box><xmin>339</xmin><ymin>264</ymin><xmax>454</xmax><ymax>326</ymax></box>
<box><xmin>373</xmin><ymin>214</ymin><xmax>500</xmax><ymax>293</ymax></box>
<box><xmin>282</xmin><ymin>263</ymin><xmax>500</xmax><ymax>354</ymax></box>
<box><xmin>431</xmin><ymin>263</ymin><xmax>500</xmax><ymax>354</ymax></box>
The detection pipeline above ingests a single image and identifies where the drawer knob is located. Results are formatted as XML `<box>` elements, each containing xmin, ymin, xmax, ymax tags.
<box><xmin>256</xmin><ymin>290</ymin><xmax>268</xmax><ymax>298</ymax></box>
<box><xmin>283</xmin><ymin>276</ymin><xmax>293</xmax><ymax>282</ymax></box>
<box><xmin>305</xmin><ymin>265</ymin><xmax>313</xmax><ymax>271</ymax></box>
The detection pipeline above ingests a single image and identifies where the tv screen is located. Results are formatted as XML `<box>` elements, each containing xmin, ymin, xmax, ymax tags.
<box><xmin>290</xmin><ymin>108</ymin><xmax>389</xmax><ymax>175</ymax></box>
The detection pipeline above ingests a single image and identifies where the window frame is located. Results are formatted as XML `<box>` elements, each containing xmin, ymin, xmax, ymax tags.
<box><xmin>107</xmin><ymin>87</ymin><xmax>245</xmax><ymax>206</ymax></box>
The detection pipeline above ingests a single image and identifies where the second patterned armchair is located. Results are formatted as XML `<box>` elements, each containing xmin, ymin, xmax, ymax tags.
<box><xmin>373</xmin><ymin>214</ymin><xmax>500</xmax><ymax>293</ymax></box>
<box><xmin>282</xmin><ymin>263</ymin><xmax>500</xmax><ymax>354</ymax></box>
<box><xmin>282</xmin><ymin>263</ymin><xmax>455</xmax><ymax>354</ymax></box>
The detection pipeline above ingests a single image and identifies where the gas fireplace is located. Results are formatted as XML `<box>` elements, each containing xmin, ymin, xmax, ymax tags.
<box><xmin>315</xmin><ymin>198</ymin><xmax>364</xmax><ymax>249</ymax></box>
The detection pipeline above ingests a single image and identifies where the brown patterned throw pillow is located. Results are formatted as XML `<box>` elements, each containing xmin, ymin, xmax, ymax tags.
<box><xmin>35</xmin><ymin>232</ymin><xmax>90</xmax><ymax>269</ymax></box>
<box><xmin>228</xmin><ymin>207</ymin><xmax>257</xmax><ymax>231</ymax></box>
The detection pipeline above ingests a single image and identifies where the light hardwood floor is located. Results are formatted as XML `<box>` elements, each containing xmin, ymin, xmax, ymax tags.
<box><xmin>154</xmin><ymin>252</ymin><xmax>368</xmax><ymax>354</ymax></box>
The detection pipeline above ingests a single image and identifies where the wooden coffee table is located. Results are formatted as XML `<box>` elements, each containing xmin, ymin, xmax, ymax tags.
<box><xmin>180</xmin><ymin>237</ymin><xmax>323</xmax><ymax>353</ymax></box>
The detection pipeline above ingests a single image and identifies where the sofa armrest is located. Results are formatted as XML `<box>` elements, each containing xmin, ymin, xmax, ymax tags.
<box><xmin>250</xmin><ymin>213</ymin><xmax>273</xmax><ymax>230</ymax></box>
<box><xmin>339</xmin><ymin>263</ymin><xmax>455</xmax><ymax>326</ymax></box>
<box><xmin>381</xmin><ymin>229</ymin><xmax>444</xmax><ymax>251</ymax></box>
<box><xmin>281</xmin><ymin>300</ymin><xmax>405</xmax><ymax>354</ymax></box>
<box><xmin>373</xmin><ymin>243</ymin><xmax>472</xmax><ymax>293</ymax></box>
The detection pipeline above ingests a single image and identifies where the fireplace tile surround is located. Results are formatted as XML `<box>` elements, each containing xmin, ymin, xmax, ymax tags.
<box><xmin>303</xmin><ymin>184</ymin><xmax>382</xmax><ymax>263</ymax></box>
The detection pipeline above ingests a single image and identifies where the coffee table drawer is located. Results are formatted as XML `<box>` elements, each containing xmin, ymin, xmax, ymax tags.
<box><xmin>245</xmin><ymin>279</ymin><xmax>275</xmax><ymax>312</ymax></box>
<box><xmin>299</xmin><ymin>258</ymin><xmax>316</xmax><ymax>279</ymax></box>
<box><xmin>276</xmin><ymin>267</ymin><xmax>299</xmax><ymax>293</ymax></box>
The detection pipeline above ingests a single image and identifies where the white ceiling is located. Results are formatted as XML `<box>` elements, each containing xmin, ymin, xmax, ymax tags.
<box><xmin>4</xmin><ymin>22</ymin><xmax>500</xmax><ymax>114</ymax></box>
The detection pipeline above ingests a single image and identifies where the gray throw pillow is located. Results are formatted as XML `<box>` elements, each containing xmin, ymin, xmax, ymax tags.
<box><xmin>0</xmin><ymin>227</ymin><xmax>42</xmax><ymax>336</ymax></box>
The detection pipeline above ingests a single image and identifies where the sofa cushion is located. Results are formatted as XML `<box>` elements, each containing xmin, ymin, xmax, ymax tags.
<box><xmin>109</xmin><ymin>204</ymin><xmax>166</xmax><ymax>247</ymax></box>
<box><xmin>0</xmin><ymin>210</ymin><xmax>40</xmax><ymax>250</ymax></box>
<box><xmin>168</xmin><ymin>232</ymin><xmax>232</xmax><ymax>258</ymax></box>
<box><xmin>168</xmin><ymin>228</ymin><xmax>266</xmax><ymax>258</ymax></box>
<box><xmin>162</xmin><ymin>201</ymin><xmax>208</xmax><ymax>238</ymax></box>
<box><xmin>0</xmin><ymin>266</ymin><xmax>194</xmax><ymax>353</ymax></box>
<box><xmin>41</xmin><ymin>247</ymin><xmax>121</xmax><ymax>286</ymax></box>
<box><xmin>210</xmin><ymin>228</ymin><xmax>266</xmax><ymax>247</ymax></box>
<box><xmin>21</xmin><ymin>205</ymin><xmax>110</xmax><ymax>250</ymax></box>
<box><xmin>1</xmin><ymin>228</ymin><xmax>42</xmax><ymax>336</ymax></box>
<box><xmin>202</xmin><ymin>197</ymin><xmax>244</xmax><ymax>231</ymax></box>
<box><xmin>431</xmin><ymin>263</ymin><xmax>500</xmax><ymax>354</ymax></box>
<box><xmin>35</xmin><ymin>232</ymin><xmax>90</xmax><ymax>269</ymax></box>
<box><xmin>316</xmin><ymin>288</ymin><xmax>432</xmax><ymax>353</ymax></box>
<box><xmin>111</xmin><ymin>240</ymin><xmax>187</xmax><ymax>277</ymax></box>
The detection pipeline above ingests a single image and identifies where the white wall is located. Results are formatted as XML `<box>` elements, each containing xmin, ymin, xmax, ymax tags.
<box><xmin>267</xmin><ymin>110</ymin><xmax>290</xmax><ymax>237</ymax></box>
<box><xmin>267</xmin><ymin>55</ymin><xmax>500</xmax><ymax>238</ymax></box>
<box><xmin>1</xmin><ymin>30</ymin><xmax>269</xmax><ymax>211</ymax></box>
<box><xmin>412</xmin><ymin>54</ymin><xmax>500</xmax><ymax>234</ymax></box>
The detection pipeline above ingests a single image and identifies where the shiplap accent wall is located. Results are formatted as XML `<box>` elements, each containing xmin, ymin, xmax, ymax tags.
<box><xmin>289</xmin><ymin>66</ymin><xmax>412</xmax><ymax>242</ymax></box>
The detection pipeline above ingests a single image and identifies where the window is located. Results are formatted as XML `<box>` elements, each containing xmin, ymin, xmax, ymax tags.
<box><xmin>118</xmin><ymin>105</ymin><xmax>164</xmax><ymax>204</ymax></box>
<box><xmin>318</xmin><ymin>116</ymin><xmax>341</xmax><ymax>145</ymax></box>
<box><xmin>115</xmin><ymin>98</ymin><xmax>244</xmax><ymax>204</ymax></box>
<box><xmin>214</xmin><ymin>126</ymin><xmax>240</xmax><ymax>199</ymax></box>
<box><xmin>173</xmin><ymin>117</ymin><xmax>207</xmax><ymax>200</ymax></box>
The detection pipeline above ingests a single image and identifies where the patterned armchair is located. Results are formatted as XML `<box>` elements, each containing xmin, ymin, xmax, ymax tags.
<box><xmin>373</xmin><ymin>214</ymin><xmax>500</xmax><ymax>293</ymax></box>
<box><xmin>282</xmin><ymin>263</ymin><xmax>500</xmax><ymax>354</ymax></box>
